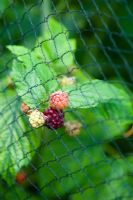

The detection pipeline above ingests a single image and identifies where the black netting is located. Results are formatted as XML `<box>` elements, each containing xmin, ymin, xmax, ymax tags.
<box><xmin>1</xmin><ymin>0</ymin><xmax>133</xmax><ymax>199</ymax></box>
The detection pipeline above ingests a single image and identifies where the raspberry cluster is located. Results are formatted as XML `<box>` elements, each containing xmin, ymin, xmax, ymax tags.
<box><xmin>23</xmin><ymin>91</ymin><xmax>68</xmax><ymax>130</ymax></box>
<box><xmin>44</xmin><ymin>91</ymin><xmax>68</xmax><ymax>129</ymax></box>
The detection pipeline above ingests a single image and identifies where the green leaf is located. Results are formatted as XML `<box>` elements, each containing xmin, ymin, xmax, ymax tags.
<box><xmin>118</xmin><ymin>1</ymin><xmax>133</xmax><ymax>36</ymax></box>
<box><xmin>0</xmin><ymin>182</ymin><xmax>42</xmax><ymax>200</ymax></box>
<box><xmin>34</xmin><ymin>60</ymin><xmax>59</xmax><ymax>95</ymax></box>
<box><xmin>63</xmin><ymin>80</ymin><xmax>131</xmax><ymax>109</ymax></box>
<box><xmin>31</xmin><ymin>131</ymin><xmax>133</xmax><ymax>199</ymax></box>
<box><xmin>65</xmin><ymin>102</ymin><xmax>133</xmax><ymax>142</ymax></box>
<box><xmin>11</xmin><ymin>59</ymin><xmax>46</xmax><ymax>108</ymax></box>
<box><xmin>7</xmin><ymin>45</ymin><xmax>58</xmax><ymax>108</ymax></box>
<box><xmin>30</xmin><ymin>130</ymin><xmax>105</xmax><ymax>199</ymax></box>
<box><xmin>45</xmin><ymin>17</ymin><xmax>68</xmax><ymax>38</ymax></box>
<box><xmin>29</xmin><ymin>125</ymin><xmax>133</xmax><ymax>199</ymax></box>
<box><xmin>7</xmin><ymin>45</ymin><xmax>31</xmax><ymax>67</ymax></box>
<box><xmin>64</xmin><ymin>80</ymin><xmax>133</xmax><ymax>141</ymax></box>
<box><xmin>35</xmin><ymin>18</ymin><xmax>76</xmax><ymax>73</ymax></box>
<box><xmin>86</xmin><ymin>100</ymin><xmax>133</xmax><ymax>140</ymax></box>
<box><xmin>0</xmin><ymin>0</ymin><xmax>10</xmax><ymax>16</ymax></box>
<box><xmin>70</xmin><ymin>157</ymin><xmax>133</xmax><ymax>200</ymax></box>
<box><xmin>0</xmin><ymin>90</ymin><xmax>41</xmax><ymax>184</ymax></box>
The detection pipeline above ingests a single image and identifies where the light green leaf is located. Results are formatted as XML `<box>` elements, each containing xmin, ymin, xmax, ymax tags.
<box><xmin>0</xmin><ymin>90</ymin><xmax>41</xmax><ymax>184</ymax></box>
<box><xmin>64</xmin><ymin>80</ymin><xmax>133</xmax><ymax>140</ymax></box>
<box><xmin>7</xmin><ymin>45</ymin><xmax>58</xmax><ymax>108</ymax></box>
<box><xmin>63</xmin><ymin>80</ymin><xmax>131</xmax><ymax>109</ymax></box>
<box><xmin>35</xmin><ymin>18</ymin><xmax>76</xmax><ymax>73</ymax></box>
<box><xmin>45</xmin><ymin>17</ymin><xmax>68</xmax><ymax>37</ymax></box>
<box><xmin>7</xmin><ymin>45</ymin><xmax>32</xmax><ymax>68</ymax></box>
<box><xmin>11</xmin><ymin>59</ymin><xmax>46</xmax><ymax>108</ymax></box>
<box><xmin>34</xmin><ymin>60</ymin><xmax>58</xmax><ymax>95</ymax></box>
<box><xmin>65</xmin><ymin>100</ymin><xmax>133</xmax><ymax>142</ymax></box>
<box><xmin>85</xmin><ymin>100</ymin><xmax>133</xmax><ymax>140</ymax></box>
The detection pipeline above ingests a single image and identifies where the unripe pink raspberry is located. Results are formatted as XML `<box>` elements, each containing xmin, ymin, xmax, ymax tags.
<box><xmin>49</xmin><ymin>91</ymin><xmax>68</xmax><ymax>110</ymax></box>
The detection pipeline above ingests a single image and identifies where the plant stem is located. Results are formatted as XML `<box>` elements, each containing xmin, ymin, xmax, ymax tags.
<box><xmin>124</xmin><ymin>125</ymin><xmax>133</xmax><ymax>138</ymax></box>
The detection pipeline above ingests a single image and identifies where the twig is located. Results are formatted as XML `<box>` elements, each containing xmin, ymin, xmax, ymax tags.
<box><xmin>124</xmin><ymin>126</ymin><xmax>133</xmax><ymax>138</ymax></box>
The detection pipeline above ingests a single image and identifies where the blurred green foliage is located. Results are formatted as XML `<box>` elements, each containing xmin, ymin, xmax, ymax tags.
<box><xmin>1</xmin><ymin>0</ymin><xmax>133</xmax><ymax>200</ymax></box>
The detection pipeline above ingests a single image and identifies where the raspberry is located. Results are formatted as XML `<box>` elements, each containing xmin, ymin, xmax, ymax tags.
<box><xmin>64</xmin><ymin>120</ymin><xmax>82</xmax><ymax>137</ymax></box>
<box><xmin>29</xmin><ymin>110</ymin><xmax>46</xmax><ymax>128</ymax></box>
<box><xmin>16</xmin><ymin>171</ymin><xmax>26</xmax><ymax>184</ymax></box>
<box><xmin>43</xmin><ymin>108</ymin><xmax>64</xmax><ymax>129</ymax></box>
<box><xmin>49</xmin><ymin>91</ymin><xmax>68</xmax><ymax>110</ymax></box>
<box><xmin>20</xmin><ymin>102</ymin><xmax>30</xmax><ymax>114</ymax></box>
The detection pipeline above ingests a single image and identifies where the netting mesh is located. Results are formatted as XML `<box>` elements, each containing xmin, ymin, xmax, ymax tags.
<box><xmin>1</xmin><ymin>0</ymin><xmax>133</xmax><ymax>199</ymax></box>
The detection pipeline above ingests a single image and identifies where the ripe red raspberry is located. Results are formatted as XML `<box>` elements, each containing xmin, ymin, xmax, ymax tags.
<box><xmin>16</xmin><ymin>171</ymin><xmax>26</xmax><ymax>184</ymax></box>
<box><xmin>43</xmin><ymin>108</ymin><xmax>64</xmax><ymax>129</ymax></box>
<box><xmin>49</xmin><ymin>91</ymin><xmax>68</xmax><ymax>110</ymax></box>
